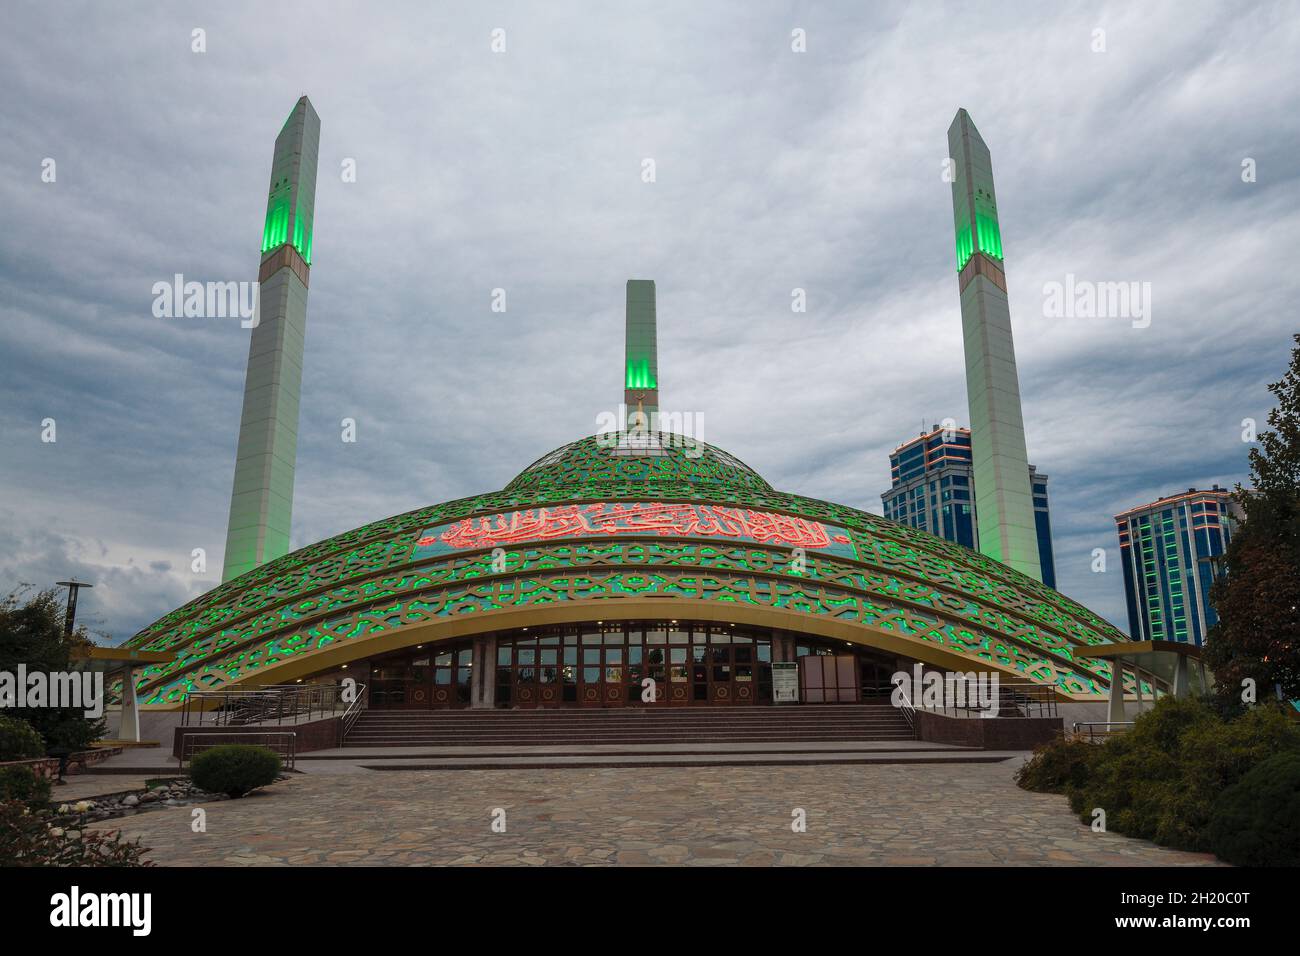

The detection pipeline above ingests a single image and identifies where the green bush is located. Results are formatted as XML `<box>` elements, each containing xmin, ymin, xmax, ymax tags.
<box><xmin>1015</xmin><ymin>736</ymin><xmax>1097</xmax><ymax>793</ymax></box>
<box><xmin>1207</xmin><ymin>752</ymin><xmax>1300</xmax><ymax>867</ymax></box>
<box><xmin>0</xmin><ymin>766</ymin><xmax>52</xmax><ymax>810</ymax></box>
<box><xmin>189</xmin><ymin>744</ymin><xmax>281</xmax><ymax>798</ymax></box>
<box><xmin>1066</xmin><ymin>697</ymin><xmax>1300</xmax><ymax>853</ymax></box>
<box><xmin>0</xmin><ymin>715</ymin><xmax>45</xmax><ymax>761</ymax></box>
<box><xmin>0</xmin><ymin>800</ymin><xmax>152</xmax><ymax>867</ymax></box>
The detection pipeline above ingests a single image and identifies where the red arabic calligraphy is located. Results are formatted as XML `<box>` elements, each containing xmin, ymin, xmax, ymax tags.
<box><xmin>426</xmin><ymin>502</ymin><xmax>846</xmax><ymax>551</ymax></box>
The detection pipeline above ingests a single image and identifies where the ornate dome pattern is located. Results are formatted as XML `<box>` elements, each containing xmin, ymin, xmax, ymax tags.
<box><xmin>505</xmin><ymin>432</ymin><xmax>772</xmax><ymax>495</ymax></box>
<box><xmin>120</xmin><ymin>432</ymin><xmax>1143</xmax><ymax>705</ymax></box>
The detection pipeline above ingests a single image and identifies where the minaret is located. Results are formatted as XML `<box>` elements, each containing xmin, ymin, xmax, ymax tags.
<box><xmin>222</xmin><ymin>96</ymin><xmax>321</xmax><ymax>582</ymax></box>
<box><xmin>623</xmin><ymin>279</ymin><xmax>659</xmax><ymax>429</ymax></box>
<box><xmin>947</xmin><ymin>109</ymin><xmax>1042</xmax><ymax>581</ymax></box>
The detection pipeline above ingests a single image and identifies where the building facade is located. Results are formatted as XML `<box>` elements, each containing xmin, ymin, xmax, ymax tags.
<box><xmin>881</xmin><ymin>425</ymin><xmax>1056</xmax><ymax>588</ymax></box>
<box><xmin>123</xmin><ymin>426</ymin><xmax>1131</xmax><ymax>710</ymax></box>
<box><xmin>113</xmin><ymin>101</ymin><xmax>1149</xmax><ymax>712</ymax></box>
<box><xmin>124</xmin><ymin>287</ymin><xmax>1122</xmax><ymax>713</ymax></box>
<box><xmin>1115</xmin><ymin>487</ymin><xmax>1238</xmax><ymax>646</ymax></box>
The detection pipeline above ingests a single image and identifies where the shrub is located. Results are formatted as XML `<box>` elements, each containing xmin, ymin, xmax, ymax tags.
<box><xmin>1152</xmin><ymin>704</ymin><xmax>1300</xmax><ymax>850</ymax></box>
<box><xmin>37</xmin><ymin>707</ymin><xmax>107</xmax><ymax>755</ymax></box>
<box><xmin>1066</xmin><ymin>697</ymin><xmax>1300</xmax><ymax>853</ymax></box>
<box><xmin>0</xmin><ymin>766</ymin><xmax>52</xmax><ymax>810</ymax></box>
<box><xmin>0</xmin><ymin>716</ymin><xmax>45</xmax><ymax>761</ymax></box>
<box><xmin>189</xmin><ymin>744</ymin><xmax>281</xmax><ymax>798</ymax></box>
<box><xmin>1207</xmin><ymin>752</ymin><xmax>1300</xmax><ymax>867</ymax></box>
<box><xmin>0</xmin><ymin>589</ymin><xmax>108</xmax><ymax>753</ymax></box>
<box><xmin>0</xmin><ymin>800</ymin><xmax>152</xmax><ymax>867</ymax></box>
<box><xmin>1015</xmin><ymin>736</ymin><xmax>1097</xmax><ymax>793</ymax></box>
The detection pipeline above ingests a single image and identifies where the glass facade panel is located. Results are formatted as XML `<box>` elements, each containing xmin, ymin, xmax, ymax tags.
<box><xmin>364</xmin><ymin>621</ymin><xmax>894</xmax><ymax>710</ymax></box>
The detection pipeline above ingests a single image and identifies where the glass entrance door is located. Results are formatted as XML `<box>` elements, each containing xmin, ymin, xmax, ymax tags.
<box><xmin>603</xmin><ymin>646</ymin><xmax>625</xmax><ymax>707</ymax></box>
<box><xmin>488</xmin><ymin>622</ymin><xmax>778</xmax><ymax>708</ymax></box>
<box><xmin>369</xmin><ymin>655</ymin><xmax>432</xmax><ymax>709</ymax></box>
<box><xmin>579</xmin><ymin>646</ymin><xmax>625</xmax><ymax>707</ymax></box>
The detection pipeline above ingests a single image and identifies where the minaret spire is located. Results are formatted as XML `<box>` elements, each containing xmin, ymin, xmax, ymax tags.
<box><xmin>623</xmin><ymin>279</ymin><xmax>658</xmax><ymax>430</ymax></box>
<box><xmin>947</xmin><ymin>108</ymin><xmax>1042</xmax><ymax>581</ymax></box>
<box><xmin>222</xmin><ymin>95</ymin><xmax>321</xmax><ymax>582</ymax></box>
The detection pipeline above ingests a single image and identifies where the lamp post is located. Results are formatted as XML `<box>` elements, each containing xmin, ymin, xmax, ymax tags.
<box><xmin>51</xmin><ymin>580</ymin><xmax>94</xmax><ymax>780</ymax></box>
<box><xmin>55</xmin><ymin>580</ymin><xmax>93</xmax><ymax>637</ymax></box>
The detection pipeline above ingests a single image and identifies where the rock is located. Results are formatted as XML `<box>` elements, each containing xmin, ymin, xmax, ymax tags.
<box><xmin>66</xmin><ymin>830</ymin><xmax>81</xmax><ymax>840</ymax></box>
<box><xmin>49</xmin><ymin>827</ymin><xmax>64</xmax><ymax>838</ymax></box>
<box><xmin>122</xmin><ymin>795</ymin><xmax>140</xmax><ymax>807</ymax></box>
<box><xmin>139</xmin><ymin>792</ymin><xmax>157</xmax><ymax>803</ymax></box>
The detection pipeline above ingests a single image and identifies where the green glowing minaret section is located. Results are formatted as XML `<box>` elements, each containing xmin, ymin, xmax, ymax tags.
<box><xmin>222</xmin><ymin>96</ymin><xmax>320</xmax><ymax>583</ymax></box>
<box><xmin>623</xmin><ymin>279</ymin><xmax>659</xmax><ymax>420</ymax></box>
<box><xmin>948</xmin><ymin>108</ymin><xmax>1042</xmax><ymax>583</ymax></box>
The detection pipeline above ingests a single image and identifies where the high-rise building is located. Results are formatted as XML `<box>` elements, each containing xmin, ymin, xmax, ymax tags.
<box><xmin>1115</xmin><ymin>486</ymin><xmax>1239</xmax><ymax>646</ymax></box>
<box><xmin>222</xmin><ymin>96</ymin><xmax>321</xmax><ymax>582</ymax></box>
<box><xmin>948</xmin><ymin>109</ymin><xmax>1042</xmax><ymax>581</ymax></box>
<box><xmin>881</xmin><ymin>425</ymin><xmax>1056</xmax><ymax>588</ymax></box>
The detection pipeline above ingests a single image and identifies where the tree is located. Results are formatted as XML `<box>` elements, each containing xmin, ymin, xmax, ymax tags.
<box><xmin>0</xmin><ymin>588</ymin><xmax>106</xmax><ymax>753</ymax></box>
<box><xmin>1205</xmin><ymin>333</ymin><xmax>1300</xmax><ymax>705</ymax></box>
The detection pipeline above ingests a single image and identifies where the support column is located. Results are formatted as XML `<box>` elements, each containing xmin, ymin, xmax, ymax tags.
<box><xmin>770</xmin><ymin>632</ymin><xmax>795</xmax><ymax>663</ymax></box>
<box><xmin>119</xmin><ymin>665</ymin><xmax>140</xmax><ymax>742</ymax></box>
<box><xmin>1107</xmin><ymin>658</ymin><xmax>1127</xmax><ymax>724</ymax></box>
<box><xmin>1173</xmin><ymin>655</ymin><xmax>1191</xmax><ymax>698</ymax></box>
<box><xmin>471</xmin><ymin>634</ymin><xmax>497</xmax><ymax>709</ymax></box>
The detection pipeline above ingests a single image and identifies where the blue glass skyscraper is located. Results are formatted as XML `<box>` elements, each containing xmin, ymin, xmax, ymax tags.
<box><xmin>881</xmin><ymin>425</ymin><xmax>1056</xmax><ymax>588</ymax></box>
<box><xmin>1115</xmin><ymin>487</ymin><xmax>1238</xmax><ymax>645</ymax></box>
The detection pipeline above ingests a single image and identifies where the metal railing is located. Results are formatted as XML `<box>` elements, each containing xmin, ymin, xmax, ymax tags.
<box><xmin>341</xmin><ymin>682</ymin><xmax>368</xmax><ymax>740</ymax></box>
<box><xmin>181</xmin><ymin>682</ymin><xmax>357</xmax><ymax>727</ymax></box>
<box><xmin>917</xmin><ymin>679</ymin><xmax>1059</xmax><ymax>719</ymax></box>
<box><xmin>178</xmin><ymin>731</ymin><xmax>297</xmax><ymax>770</ymax></box>
<box><xmin>1071</xmin><ymin>721</ymin><xmax>1134</xmax><ymax>743</ymax></box>
<box><xmin>893</xmin><ymin>686</ymin><xmax>917</xmax><ymax>733</ymax></box>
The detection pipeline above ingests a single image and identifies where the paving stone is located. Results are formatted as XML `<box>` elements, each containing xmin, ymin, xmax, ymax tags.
<box><xmin>85</xmin><ymin>763</ymin><xmax>1221</xmax><ymax>867</ymax></box>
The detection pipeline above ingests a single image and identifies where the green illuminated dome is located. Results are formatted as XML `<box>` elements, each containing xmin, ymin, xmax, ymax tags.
<box><xmin>121</xmin><ymin>422</ymin><xmax>1141</xmax><ymax>708</ymax></box>
<box><xmin>505</xmin><ymin>432</ymin><xmax>772</xmax><ymax>495</ymax></box>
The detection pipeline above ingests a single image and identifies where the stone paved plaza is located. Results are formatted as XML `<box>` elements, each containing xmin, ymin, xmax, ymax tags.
<box><xmin>86</xmin><ymin>760</ymin><xmax>1220</xmax><ymax>866</ymax></box>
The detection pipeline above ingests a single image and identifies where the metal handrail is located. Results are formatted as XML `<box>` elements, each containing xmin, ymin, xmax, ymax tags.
<box><xmin>883</xmin><ymin>677</ymin><xmax>1059</xmax><ymax>720</ymax></box>
<box><xmin>893</xmin><ymin>686</ymin><xmax>917</xmax><ymax>733</ymax></box>
<box><xmin>341</xmin><ymin>682</ymin><xmax>368</xmax><ymax>738</ymax></box>
<box><xmin>922</xmin><ymin>679</ymin><xmax>1059</xmax><ymax>719</ymax></box>
<box><xmin>179</xmin><ymin>731</ymin><xmax>297</xmax><ymax>770</ymax></box>
<box><xmin>1071</xmin><ymin>720</ymin><xmax>1134</xmax><ymax>743</ymax></box>
<box><xmin>182</xmin><ymin>683</ymin><xmax>355</xmax><ymax>727</ymax></box>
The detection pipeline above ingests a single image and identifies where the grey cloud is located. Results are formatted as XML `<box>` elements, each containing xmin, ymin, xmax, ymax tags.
<box><xmin>1</xmin><ymin>1</ymin><xmax>1296</xmax><ymax>640</ymax></box>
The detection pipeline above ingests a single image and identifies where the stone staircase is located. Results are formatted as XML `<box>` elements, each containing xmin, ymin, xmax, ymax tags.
<box><xmin>344</xmin><ymin>703</ymin><xmax>915</xmax><ymax>748</ymax></box>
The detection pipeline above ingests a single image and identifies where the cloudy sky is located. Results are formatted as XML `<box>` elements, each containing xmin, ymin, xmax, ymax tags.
<box><xmin>1</xmin><ymin>1</ymin><xmax>1296</xmax><ymax>644</ymax></box>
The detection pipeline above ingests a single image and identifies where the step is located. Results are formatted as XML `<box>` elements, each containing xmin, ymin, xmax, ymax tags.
<box><xmin>344</xmin><ymin>704</ymin><xmax>915</xmax><ymax>749</ymax></box>
<box><xmin>345</xmin><ymin>739</ymin><xmax>916</xmax><ymax>748</ymax></box>
<box><xmin>349</xmin><ymin>731</ymin><xmax>910</xmax><ymax>738</ymax></box>
<box><xmin>353</xmin><ymin>718</ymin><xmax>905</xmax><ymax>723</ymax></box>
<box><xmin>351</xmin><ymin>723</ymin><xmax>909</xmax><ymax>728</ymax></box>
<box><xmin>304</xmin><ymin>740</ymin><xmax>950</xmax><ymax>759</ymax></box>
<box><xmin>353</xmin><ymin>707</ymin><xmax>898</xmax><ymax>715</ymax></box>
<box><xmin>348</xmin><ymin>752</ymin><xmax>1008</xmax><ymax>770</ymax></box>
<box><xmin>346</xmin><ymin>724</ymin><xmax>911</xmax><ymax>734</ymax></box>
<box><xmin>344</xmin><ymin>735</ymin><xmax>917</xmax><ymax>748</ymax></box>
